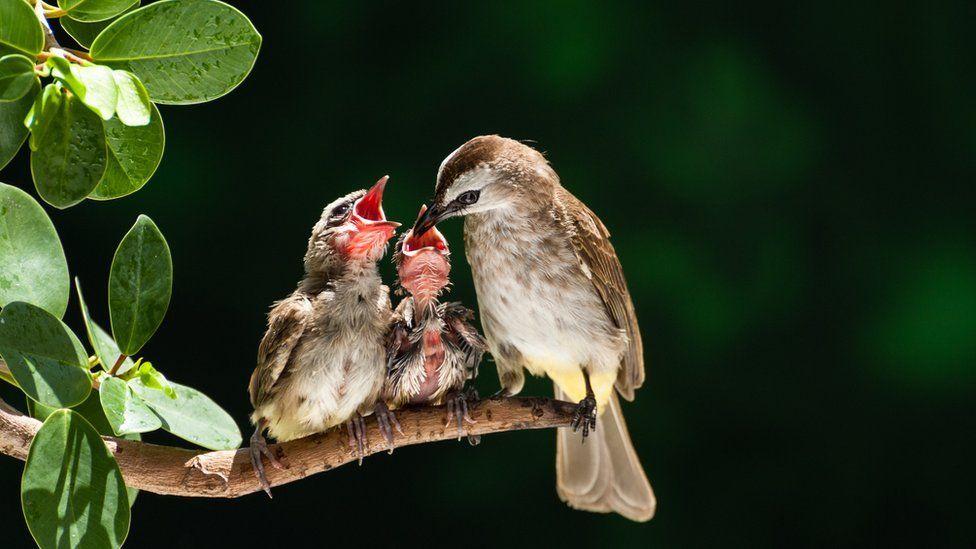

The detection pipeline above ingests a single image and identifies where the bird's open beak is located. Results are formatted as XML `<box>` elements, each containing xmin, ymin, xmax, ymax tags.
<box><xmin>402</xmin><ymin>205</ymin><xmax>448</xmax><ymax>256</ymax></box>
<box><xmin>352</xmin><ymin>176</ymin><xmax>400</xmax><ymax>232</ymax></box>
<box><xmin>346</xmin><ymin>176</ymin><xmax>400</xmax><ymax>259</ymax></box>
<box><xmin>411</xmin><ymin>201</ymin><xmax>449</xmax><ymax>237</ymax></box>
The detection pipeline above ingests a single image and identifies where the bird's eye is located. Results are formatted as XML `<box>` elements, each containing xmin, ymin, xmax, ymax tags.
<box><xmin>457</xmin><ymin>190</ymin><xmax>480</xmax><ymax>206</ymax></box>
<box><xmin>331</xmin><ymin>202</ymin><xmax>351</xmax><ymax>218</ymax></box>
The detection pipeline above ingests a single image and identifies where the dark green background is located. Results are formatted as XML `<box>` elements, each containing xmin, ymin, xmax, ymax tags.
<box><xmin>2</xmin><ymin>1</ymin><xmax>974</xmax><ymax>546</ymax></box>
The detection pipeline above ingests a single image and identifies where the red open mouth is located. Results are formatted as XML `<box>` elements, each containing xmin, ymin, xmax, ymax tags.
<box><xmin>353</xmin><ymin>176</ymin><xmax>393</xmax><ymax>225</ymax></box>
<box><xmin>403</xmin><ymin>205</ymin><xmax>447</xmax><ymax>254</ymax></box>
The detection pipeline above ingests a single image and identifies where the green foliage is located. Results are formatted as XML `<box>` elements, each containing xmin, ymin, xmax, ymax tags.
<box><xmin>30</xmin><ymin>87</ymin><xmax>108</xmax><ymax>208</ymax></box>
<box><xmin>75</xmin><ymin>279</ymin><xmax>134</xmax><ymax>373</ymax></box>
<box><xmin>109</xmin><ymin>69</ymin><xmax>149</xmax><ymax>125</ymax></box>
<box><xmin>109</xmin><ymin>215</ymin><xmax>172</xmax><ymax>355</ymax></box>
<box><xmin>89</xmin><ymin>102</ymin><xmax>162</xmax><ymax>199</ymax></box>
<box><xmin>0</xmin><ymin>0</ymin><xmax>44</xmax><ymax>57</ymax></box>
<box><xmin>0</xmin><ymin>301</ymin><xmax>91</xmax><ymax>407</ymax></box>
<box><xmin>0</xmin><ymin>79</ymin><xmax>36</xmax><ymax>168</ymax></box>
<box><xmin>0</xmin><ymin>2</ymin><xmax>259</xmax><ymax>545</ymax></box>
<box><xmin>59</xmin><ymin>4</ymin><xmax>140</xmax><ymax>48</ymax></box>
<box><xmin>0</xmin><ymin>0</ymin><xmax>261</xmax><ymax>207</ymax></box>
<box><xmin>0</xmin><ymin>183</ymin><xmax>69</xmax><ymax>316</ymax></box>
<box><xmin>129</xmin><ymin>378</ymin><xmax>242</xmax><ymax>450</ymax></box>
<box><xmin>22</xmin><ymin>410</ymin><xmax>130</xmax><ymax>549</ymax></box>
<box><xmin>91</xmin><ymin>0</ymin><xmax>262</xmax><ymax>104</ymax></box>
<box><xmin>0</xmin><ymin>54</ymin><xmax>37</xmax><ymax>101</ymax></box>
<box><xmin>99</xmin><ymin>375</ymin><xmax>161</xmax><ymax>435</ymax></box>
<box><xmin>28</xmin><ymin>394</ymin><xmax>140</xmax><ymax>507</ymax></box>
<box><xmin>58</xmin><ymin>0</ymin><xmax>139</xmax><ymax>23</ymax></box>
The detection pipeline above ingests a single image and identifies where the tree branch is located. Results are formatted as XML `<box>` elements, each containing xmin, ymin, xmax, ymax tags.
<box><xmin>0</xmin><ymin>391</ymin><xmax>575</xmax><ymax>498</ymax></box>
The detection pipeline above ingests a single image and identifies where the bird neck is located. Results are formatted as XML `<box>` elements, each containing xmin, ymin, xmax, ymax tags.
<box><xmin>298</xmin><ymin>257</ymin><xmax>381</xmax><ymax>297</ymax></box>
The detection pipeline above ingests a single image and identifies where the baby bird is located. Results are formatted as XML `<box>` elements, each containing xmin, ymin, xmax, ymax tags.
<box><xmin>248</xmin><ymin>177</ymin><xmax>401</xmax><ymax>496</ymax></box>
<box><xmin>384</xmin><ymin>206</ymin><xmax>486</xmax><ymax>439</ymax></box>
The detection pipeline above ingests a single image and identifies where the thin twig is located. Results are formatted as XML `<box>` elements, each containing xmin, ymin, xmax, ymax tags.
<box><xmin>108</xmin><ymin>354</ymin><xmax>127</xmax><ymax>376</ymax></box>
<box><xmin>0</xmin><ymin>393</ymin><xmax>575</xmax><ymax>498</ymax></box>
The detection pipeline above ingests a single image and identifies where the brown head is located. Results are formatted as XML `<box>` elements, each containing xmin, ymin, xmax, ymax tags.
<box><xmin>305</xmin><ymin>176</ymin><xmax>400</xmax><ymax>276</ymax></box>
<box><xmin>394</xmin><ymin>205</ymin><xmax>451</xmax><ymax>303</ymax></box>
<box><xmin>413</xmin><ymin>135</ymin><xmax>557</xmax><ymax>235</ymax></box>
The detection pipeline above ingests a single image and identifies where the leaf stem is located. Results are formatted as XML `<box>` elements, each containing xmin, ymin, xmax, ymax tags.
<box><xmin>32</xmin><ymin>0</ymin><xmax>61</xmax><ymax>51</ymax></box>
<box><xmin>108</xmin><ymin>355</ymin><xmax>128</xmax><ymax>376</ymax></box>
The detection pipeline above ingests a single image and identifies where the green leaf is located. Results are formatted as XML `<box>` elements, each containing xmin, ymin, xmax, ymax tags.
<box><xmin>99</xmin><ymin>375</ymin><xmax>161</xmax><ymax>434</ymax></box>
<box><xmin>0</xmin><ymin>54</ymin><xmax>36</xmax><ymax>102</ymax></box>
<box><xmin>30</xmin><ymin>89</ymin><xmax>108</xmax><ymax>209</ymax></box>
<box><xmin>90</xmin><ymin>0</ymin><xmax>262</xmax><ymax>104</ymax></box>
<box><xmin>109</xmin><ymin>215</ymin><xmax>172</xmax><ymax>355</ymax></box>
<box><xmin>58</xmin><ymin>0</ymin><xmax>139</xmax><ymax>23</ymax></box>
<box><xmin>26</xmin><ymin>83</ymin><xmax>61</xmax><ymax>148</ymax></box>
<box><xmin>0</xmin><ymin>0</ymin><xmax>44</xmax><ymax>57</ymax></box>
<box><xmin>0</xmin><ymin>183</ymin><xmax>69</xmax><ymax>317</ymax></box>
<box><xmin>71</xmin><ymin>64</ymin><xmax>118</xmax><ymax>120</ymax></box>
<box><xmin>49</xmin><ymin>59</ymin><xmax>119</xmax><ymax>120</ymax></box>
<box><xmin>22</xmin><ymin>409</ymin><xmax>130</xmax><ymax>549</ymax></box>
<box><xmin>0</xmin><ymin>302</ymin><xmax>91</xmax><ymax>407</ymax></box>
<box><xmin>75</xmin><ymin>279</ymin><xmax>135</xmax><ymax>374</ymax></box>
<box><xmin>60</xmin><ymin>3</ymin><xmax>139</xmax><ymax>48</ymax></box>
<box><xmin>28</xmin><ymin>394</ymin><xmax>140</xmax><ymax>507</ymax></box>
<box><xmin>46</xmin><ymin>56</ymin><xmax>85</xmax><ymax>96</ymax></box>
<box><xmin>130</xmin><ymin>378</ymin><xmax>242</xmax><ymax>450</ymax></box>
<box><xmin>127</xmin><ymin>360</ymin><xmax>174</xmax><ymax>397</ymax></box>
<box><xmin>89</xmin><ymin>101</ymin><xmax>162</xmax><ymax>200</ymax></box>
<box><xmin>0</xmin><ymin>79</ymin><xmax>36</xmax><ymax>168</ymax></box>
<box><xmin>110</xmin><ymin>69</ymin><xmax>149</xmax><ymax>125</ymax></box>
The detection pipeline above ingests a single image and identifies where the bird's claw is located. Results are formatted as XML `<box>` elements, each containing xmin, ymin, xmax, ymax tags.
<box><xmin>571</xmin><ymin>396</ymin><xmax>598</xmax><ymax>440</ymax></box>
<box><xmin>346</xmin><ymin>413</ymin><xmax>368</xmax><ymax>465</ymax></box>
<box><xmin>374</xmin><ymin>401</ymin><xmax>404</xmax><ymax>454</ymax></box>
<box><xmin>249</xmin><ymin>428</ymin><xmax>286</xmax><ymax>498</ymax></box>
<box><xmin>445</xmin><ymin>387</ymin><xmax>478</xmax><ymax>442</ymax></box>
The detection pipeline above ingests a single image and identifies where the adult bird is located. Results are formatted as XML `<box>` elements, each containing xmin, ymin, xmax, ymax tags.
<box><xmin>412</xmin><ymin>136</ymin><xmax>655</xmax><ymax>521</ymax></box>
<box><xmin>248</xmin><ymin>177</ymin><xmax>401</xmax><ymax>496</ymax></box>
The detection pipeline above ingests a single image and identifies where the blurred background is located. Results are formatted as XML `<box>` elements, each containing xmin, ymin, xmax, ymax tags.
<box><xmin>2</xmin><ymin>0</ymin><xmax>975</xmax><ymax>546</ymax></box>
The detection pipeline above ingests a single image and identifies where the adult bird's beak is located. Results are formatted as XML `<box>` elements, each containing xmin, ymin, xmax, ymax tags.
<box><xmin>411</xmin><ymin>202</ymin><xmax>448</xmax><ymax>236</ymax></box>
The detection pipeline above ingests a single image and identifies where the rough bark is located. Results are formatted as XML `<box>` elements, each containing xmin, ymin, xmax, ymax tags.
<box><xmin>0</xmin><ymin>392</ymin><xmax>575</xmax><ymax>498</ymax></box>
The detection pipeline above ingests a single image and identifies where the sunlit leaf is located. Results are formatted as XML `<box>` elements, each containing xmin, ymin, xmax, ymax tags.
<box><xmin>58</xmin><ymin>0</ymin><xmax>139</xmax><ymax>23</ymax></box>
<box><xmin>60</xmin><ymin>3</ymin><xmax>140</xmax><ymax>48</ymax></box>
<box><xmin>109</xmin><ymin>215</ymin><xmax>172</xmax><ymax>355</ymax></box>
<box><xmin>99</xmin><ymin>375</ymin><xmax>161</xmax><ymax>435</ymax></box>
<box><xmin>75</xmin><ymin>279</ymin><xmax>135</xmax><ymax>374</ymax></box>
<box><xmin>0</xmin><ymin>54</ymin><xmax>36</xmax><ymax>102</ymax></box>
<box><xmin>28</xmin><ymin>394</ymin><xmax>140</xmax><ymax>506</ymax></box>
<box><xmin>0</xmin><ymin>0</ymin><xmax>44</xmax><ymax>57</ymax></box>
<box><xmin>110</xmin><ymin>69</ymin><xmax>149</xmax><ymax>126</ymax></box>
<box><xmin>49</xmin><ymin>59</ymin><xmax>119</xmax><ymax>120</ymax></box>
<box><xmin>30</xmin><ymin>89</ymin><xmax>107</xmax><ymax>209</ymax></box>
<box><xmin>0</xmin><ymin>302</ymin><xmax>91</xmax><ymax>407</ymax></box>
<box><xmin>90</xmin><ymin>0</ymin><xmax>262</xmax><ymax>104</ymax></box>
<box><xmin>0</xmin><ymin>183</ymin><xmax>69</xmax><ymax>317</ymax></box>
<box><xmin>22</xmin><ymin>409</ymin><xmax>130</xmax><ymax>548</ymax></box>
<box><xmin>130</xmin><ymin>378</ymin><xmax>242</xmax><ymax>450</ymax></box>
<box><xmin>89</xmin><ymin>102</ymin><xmax>163</xmax><ymax>200</ymax></box>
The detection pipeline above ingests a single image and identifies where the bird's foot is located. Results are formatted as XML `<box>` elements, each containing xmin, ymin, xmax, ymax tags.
<box><xmin>445</xmin><ymin>387</ymin><xmax>479</xmax><ymax>443</ymax></box>
<box><xmin>249</xmin><ymin>428</ymin><xmax>286</xmax><ymax>498</ymax></box>
<box><xmin>374</xmin><ymin>401</ymin><xmax>404</xmax><ymax>454</ymax></box>
<box><xmin>571</xmin><ymin>396</ymin><xmax>598</xmax><ymax>440</ymax></box>
<box><xmin>345</xmin><ymin>413</ymin><xmax>368</xmax><ymax>465</ymax></box>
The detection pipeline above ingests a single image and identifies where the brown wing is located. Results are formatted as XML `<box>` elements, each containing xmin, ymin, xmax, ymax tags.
<box><xmin>248</xmin><ymin>294</ymin><xmax>312</xmax><ymax>407</ymax></box>
<box><xmin>442</xmin><ymin>302</ymin><xmax>487</xmax><ymax>380</ymax></box>
<box><xmin>556</xmin><ymin>187</ymin><xmax>645</xmax><ymax>400</ymax></box>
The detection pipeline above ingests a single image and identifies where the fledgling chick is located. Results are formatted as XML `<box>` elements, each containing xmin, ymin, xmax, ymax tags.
<box><xmin>248</xmin><ymin>176</ymin><xmax>401</xmax><ymax>496</ymax></box>
<box><xmin>413</xmin><ymin>136</ymin><xmax>656</xmax><ymax>521</ymax></box>
<box><xmin>384</xmin><ymin>206</ymin><xmax>486</xmax><ymax>439</ymax></box>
